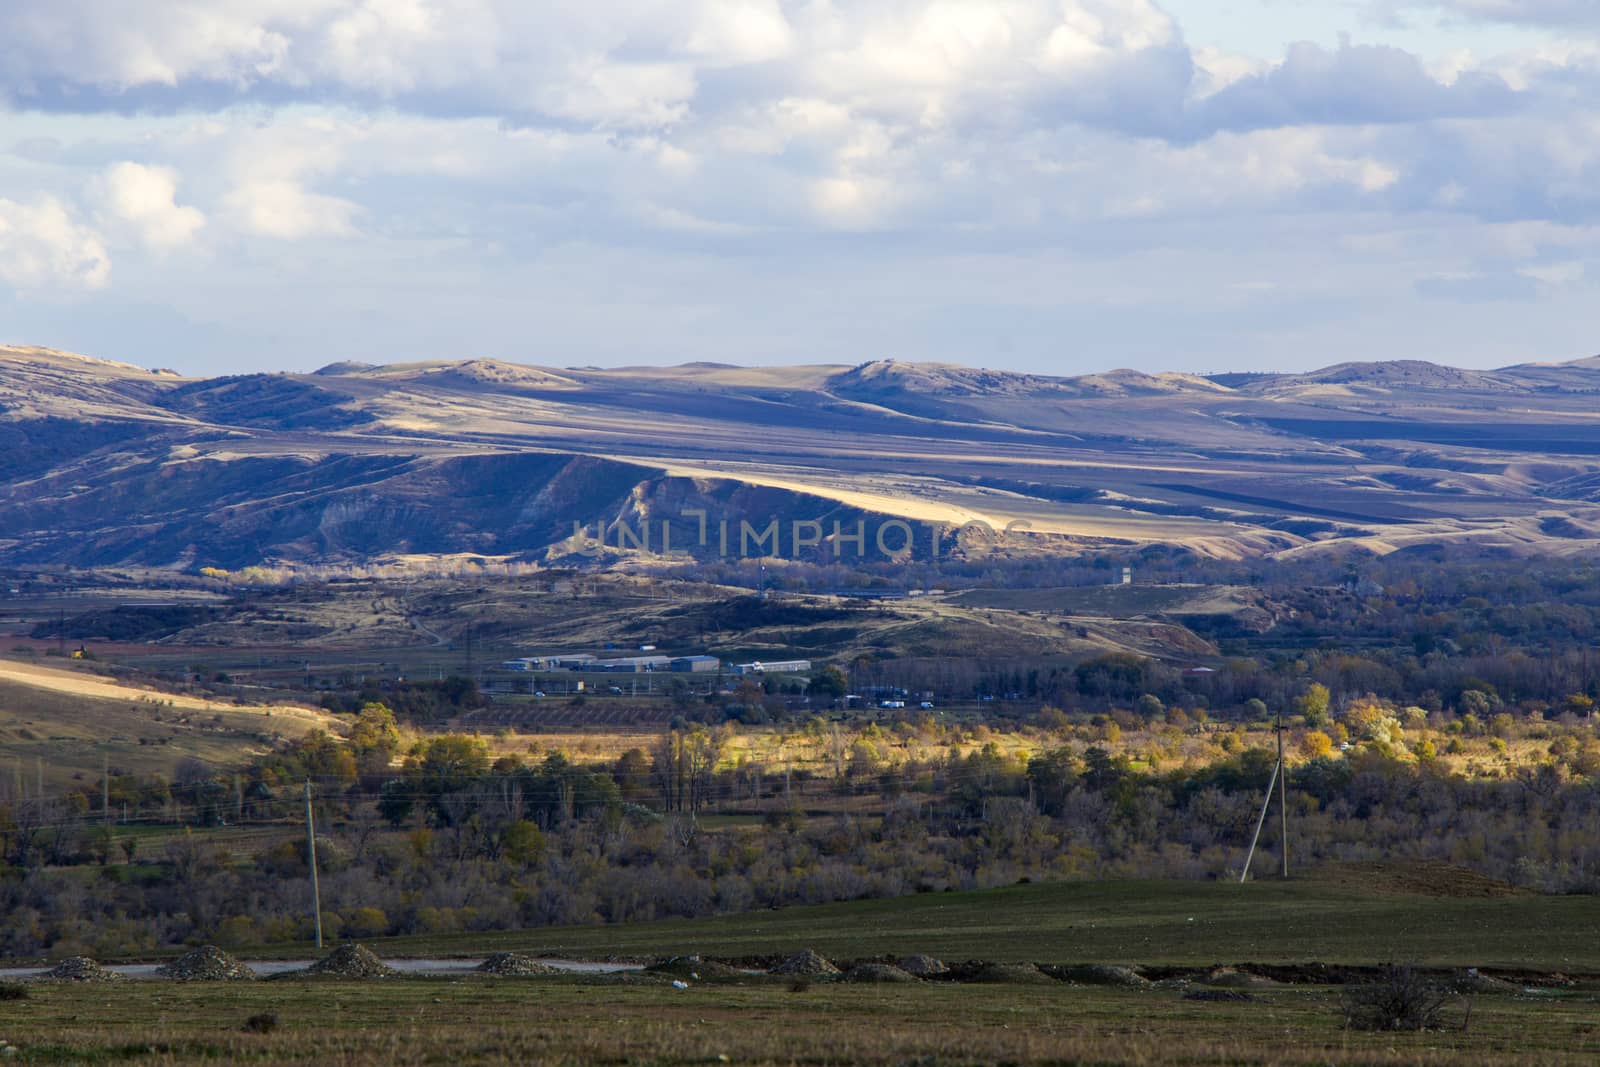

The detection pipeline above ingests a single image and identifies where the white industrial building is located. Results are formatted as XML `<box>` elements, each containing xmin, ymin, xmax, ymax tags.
<box><xmin>730</xmin><ymin>659</ymin><xmax>812</xmax><ymax>676</ymax></box>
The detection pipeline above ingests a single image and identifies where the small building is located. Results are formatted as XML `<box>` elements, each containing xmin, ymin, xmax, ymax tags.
<box><xmin>730</xmin><ymin>659</ymin><xmax>812</xmax><ymax>676</ymax></box>
<box><xmin>670</xmin><ymin>655</ymin><xmax>720</xmax><ymax>673</ymax></box>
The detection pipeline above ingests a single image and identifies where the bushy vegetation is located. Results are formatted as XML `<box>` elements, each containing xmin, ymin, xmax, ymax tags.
<box><xmin>6</xmin><ymin>695</ymin><xmax>1600</xmax><ymax>956</ymax></box>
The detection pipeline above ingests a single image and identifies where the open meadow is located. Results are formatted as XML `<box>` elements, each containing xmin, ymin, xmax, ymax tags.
<box><xmin>6</xmin><ymin>877</ymin><xmax>1600</xmax><ymax>1065</ymax></box>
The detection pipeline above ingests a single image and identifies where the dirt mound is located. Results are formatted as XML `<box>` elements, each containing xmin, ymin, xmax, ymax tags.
<box><xmin>156</xmin><ymin>945</ymin><xmax>257</xmax><ymax>981</ymax></box>
<box><xmin>843</xmin><ymin>963</ymin><xmax>919</xmax><ymax>983</ymax></box>
<box><xmin>1050</xmin><ymin>964</ymin><xmax>1151</xmax><ymax>988</ymax></box>
<box><xmin>646</xmin><ymin>955</ymin><xmax>744</xmax><ymax>979</ymax></box>
<box><xmin>770</xmin><ymin>950</ymin><xmax>841</xmax><ymax>977</ymax></box>
<box><xmin>42</xmin><ymin>957</ymin><xmax>119</xmax><ymax>983</ymax></box>
<box><xmin>305</xmin><ymin>944</ymin><xmax>398</xmax><ymax>979</ymax></box>
<box><xmin>1203</xmin><ymin>967</ymin><xmax>1280</xmax><ymax>990</ymax></box>
<box><xmin>1452</xmin><ymin>970</ymin><xmax>1517</xmax><ymax>995</ymax></box>
<box><xmin>896</xmin><ymin>955</ymin><xmax>948</xmax><ymax>977</ymax></box>
<box><xmin>1184</xmin><ymin>989</ymin><xmax>1256</xmax><ymax>1003</ymax></box>
<box><xmin>957</xmin><ymin>962</ymin><xmax>1055</xmax><ymax>985</ymax></box>
<box><xmin>1310</xmin><ymin>861</ymin><xmax>1525</xmax><ymax>899</ymax></box>
<box><xmin>476</xmin><ymin>952</ymin><xmax>560</xmax><ymax>976</ymax></box>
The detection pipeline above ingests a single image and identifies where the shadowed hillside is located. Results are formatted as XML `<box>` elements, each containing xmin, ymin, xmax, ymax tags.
<box><xmin>6</xmin><ymin>345</ymin><xmax>1600</xmax><ymax>569</ymax></box>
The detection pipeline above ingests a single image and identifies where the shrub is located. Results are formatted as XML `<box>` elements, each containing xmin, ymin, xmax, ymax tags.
<box><xmin>242</xmin><ymin>1012</ymin><xmax>279</xmax><ymax>1034</ymax></box>
<box><xmin>1342</xmin><ymin>965</ymin><xmax>1451</xmax><ymax>1031</ymax></box>
<box><xmin>344</xmin><ymin>907</ymin><xmax>389</xmax><ymax>939</ymax></box>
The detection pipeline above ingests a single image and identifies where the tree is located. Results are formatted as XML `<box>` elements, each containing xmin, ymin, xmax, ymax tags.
<box><xmin>808</xmin><ymin>665</ymin><xmax>849</xmax><ymax>700</ymax></box>
<box><xmin>396</xmin><ymin>735</ymin><xmax>490</xmax><ymax>826</ymax></box>
<box><xmin>501</xmin><ymin>820</ymin><xmax>545</xmax><ymax>867</ymax></box>
<box><xmin>1297</xmin><ymin>684</ymin><xmax>1330</xmax><ymax>726</ymax></box>
<box><xmin>350</xmin><ymin>702</ymin><xmax>402</xmax><ymax>776</ymax></box>
<box><xmin>1300</xmin><ymin>731</ymin><xmax>1334</xmax><ymax>759</ymax></box>
<box><xmin>613</xmin><ymin>748</ymin><xmax>652</xmax><ymax>803</ymax></box>
<box><xmin>651</xmin><ymin>727</ymin><xmax>726</xmax><ymax>814</ymax></box>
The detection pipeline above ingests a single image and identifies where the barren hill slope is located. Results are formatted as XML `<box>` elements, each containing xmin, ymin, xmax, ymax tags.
<box><xmin>5</xmin><ymin>346</ymin><xmax>1600</xmax><ymax>569</ymax></box>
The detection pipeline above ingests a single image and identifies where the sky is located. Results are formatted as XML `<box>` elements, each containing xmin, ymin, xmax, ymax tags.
<box><xmin>0</xmin><ymin>1</ymin><xmax>1596</xmax><ymax>377</ymax></box>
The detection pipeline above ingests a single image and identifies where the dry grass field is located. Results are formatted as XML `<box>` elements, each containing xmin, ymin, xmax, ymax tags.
<box><xmin>0</xmin><ymin>657</ymin><xmax>341</xmax><ymax>785</ymax></box>
<box><xmin>6</xmin><ymin>974</ymin><xmax>1598</xmax><ymax>1066</ymax></box>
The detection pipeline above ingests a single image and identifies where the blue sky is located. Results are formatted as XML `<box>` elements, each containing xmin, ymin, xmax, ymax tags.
<box><xmin>1</xmin><ymin>1</ymin><xmax>1595</xmax><ymax>377</ymax></box>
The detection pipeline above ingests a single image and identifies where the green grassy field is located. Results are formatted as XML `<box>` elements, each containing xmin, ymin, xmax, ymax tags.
<box><xmin>222</xmin><ymin>875</ymin><xmax>1600</xmax><ymax>975</ymax></box>
<box><xmin>10</xmin><ymin>875</ymin><xmax>1600</xmax><ymax>1064</ymax></box>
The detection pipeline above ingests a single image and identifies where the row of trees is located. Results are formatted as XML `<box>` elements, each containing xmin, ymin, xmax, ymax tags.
<box><xmin>9</xmin><ymin>735</ymin><xmax>1600</xmax><ymax>958</ymax></box>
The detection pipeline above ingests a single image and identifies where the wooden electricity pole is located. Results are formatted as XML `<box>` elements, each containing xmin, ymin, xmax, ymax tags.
<box><xmin>304</xmin><ymin>780</ymin><xmax>324</xmax><ymax>949</ymax></box>
<box><xmin>1278</xmin><ymin>710</ymin><xmax>1289</xmax><ymax>879</ymax></box>
<box><xmin>1239</xmin><ymin>708</ymin><xmax>1291</xmax><ymax>883</ymax></box>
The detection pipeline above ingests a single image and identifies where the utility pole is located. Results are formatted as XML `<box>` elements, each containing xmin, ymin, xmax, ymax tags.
<box><xmin>1240</xmin><ymin>709</ymin><xmax>1291</xmax><ymax>883</ymax></box>
<box><xmin>1278</xmin><ymin>709</ymin><xmax>1289</xmax><ymax>879</ymax></box>
<box><xmin>303</xmin><ymin>780</ymin><xmax>324</xmax><ymax>949</ymax></box>
<box><xmin>1238</xmin><ymin>760</ymin><xmax>1280</xmax><ymax>884</ymax></box>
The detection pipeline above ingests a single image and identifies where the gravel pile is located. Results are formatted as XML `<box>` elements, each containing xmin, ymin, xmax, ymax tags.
<box><xmin>156</xmin><ymin>946</ymin><xmax>258</xmax><ymax>982</ymax></box>
<box><xmin>647</xmin><ymin>955</ymin><xmax>743</xmax><ymax>979</ymax></box>
<box><xmin>477</xmin><ymin>953</ymin><xmax>560</xmax><ymax>976</ymax></box>
<box><xmin>770</xmin><ymin>950</ymin><xmax>841</xmax><ymax>977</ymax></box>
<box><xmin>896</xmin><ymin>955</ymin><xmax>948</xmax><ymax>978</ymax></box>
<box><xmin>961</xmin><ymin>962</ymin><xmax>1055</xmax><ymax>985</ymax></box>
<box><xmin>305</xmin><ymin>944</ymin><xmax>398</xmax><ymax>979</ymax></box>
<box><xmin>843</xmin><ymin>963</ymin><xmax>919</xmax><ymax>983</ymax></box>
<box><xmin>42</xmin><ymin>957</ymin><xmax>120</xmax><ymax>983</ymax></box>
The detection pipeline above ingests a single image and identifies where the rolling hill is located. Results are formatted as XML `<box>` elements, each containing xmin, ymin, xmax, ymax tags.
<box><xmin>6</xmin><ymin>344</ymin><xmax>1600</xmax><ymax>569</ymax></box>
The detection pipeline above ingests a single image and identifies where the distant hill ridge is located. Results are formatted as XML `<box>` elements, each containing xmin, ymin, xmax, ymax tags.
<box><xmin>4</xmin><ymin>344</ymin><xmax>1600</xmax><ymax>569</ymax></box>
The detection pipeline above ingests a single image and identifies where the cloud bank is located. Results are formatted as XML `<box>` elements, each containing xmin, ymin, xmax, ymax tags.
<box><xmin>0</xmin><ymin>1</ymin><xmax>1596</xmax><ymax>373</ymax></box>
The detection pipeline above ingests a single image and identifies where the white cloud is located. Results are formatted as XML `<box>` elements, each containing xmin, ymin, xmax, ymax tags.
<box><xmin>0</xmin><ymin>1</ymin><xmax>1596</xmax><ymax>373</ymax></box>
<box><xmin>96</xmin><ymin>162</ymin><xmax>206</xmax><ymax>250</ymax></box>
<box><xmin>224</xmin><ymin>179</ymin><xmax>359</xmax><ymax>239</ymax></box>
<box><xmin>1424</xmin><ymin>1</ymin><xmax>1600</xmax><ymax>29</ymax></box>
<box><xmin>0</xmin><ymin>196</ymin><xmax>110</xmax><ymax>289</ymax></box>
<box><xmin>0</xmin><ymin>1</ymin><xmax>317</xmax><ymax>92</ymax></box>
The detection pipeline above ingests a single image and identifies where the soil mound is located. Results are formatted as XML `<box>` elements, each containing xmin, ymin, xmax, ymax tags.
<box><xmin>305</xmin><ymin>944</ymin><xmax>398</xmax><ymax>979</ymax></box>
<box><xmin>647</xmin><ymin>955</ymin><xmax>744</xmax><ymax>979</ymax></box>
<box><xmin>1202</xmin><ymin>967</ymin><xmax>1280</xmax><ymax>989</ymax></box>
<box><xmin>959</xmin><ymin>961</ymin><xmax>1055</xmax><ymax>985</ymax></box>
<box><xmin>770</xmin><ymin>950</ymin><xmax>841</xmax><ymax>977</ymax></box>
<box><xmin>156</xmin><ymin>945</ymin><xmax>257</xmax><ymax>981</ymax></box>
<box><xmin>896</xmin><ymin>955</ymin><xmax>949</xmax><ymax>977</ymax></box>
<box><xmin>42</xmin><ymin>957</ymin><xmax>119</xmax><ymax>983</ymax></box>
<box><xmin>843</xmin><ymin>963</ymin><xmax>918</xmax><ymax>983</ymax></box>
<box><xmin>477</xmin><ymin>952</ymin><xmax>560</xmax><ymax>976</ymax></box>
<box><xmin>1051</xmin><ymin>964</ymin><xmax>1151</xmax><ymax>988</ymax></box>
<box><xmin>1452</xmin><ymin>970</ymin><xmax>1517</xmax><ymax>995</ymax></box>
<box><xmin>1184</xmin><ymin>989</ymin><xmax>1256</xmax><ymax>1003</ymax></box>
